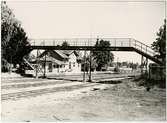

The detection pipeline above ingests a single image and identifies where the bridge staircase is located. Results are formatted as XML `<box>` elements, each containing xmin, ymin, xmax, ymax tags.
<box><xmin>23</xmin><ymin>53</ymin><xmax>44</xmax><ymax>75</ymax></box>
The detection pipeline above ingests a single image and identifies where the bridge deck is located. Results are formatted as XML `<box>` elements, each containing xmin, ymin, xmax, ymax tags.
<box><xmin>29</xmin><ymin>46</ymin><xmax>133</xmax><ymax>51</ymax></box>
<box><xmin>27</xmin><ymin>38</ymin><xmax>162</xmax><ymax>64</ymax></box>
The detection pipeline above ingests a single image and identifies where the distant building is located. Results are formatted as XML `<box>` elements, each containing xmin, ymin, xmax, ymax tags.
<box><xmin>26</xmin><ymin>50</ymin><xmax>82</xmax><ymax>76</ymax></box>
<box><xmin>38</xmin><ymin>50</ymin><xmax>82</xmax><ymax>74</ymax></box>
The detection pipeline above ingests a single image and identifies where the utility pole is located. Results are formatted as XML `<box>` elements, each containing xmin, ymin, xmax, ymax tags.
<box><xmin>43</xmin><ymin>51</ymin><xmax>46</xmax><ymax>78</ymax></box>
<box><xmin>117</xmin><ymin>57</ymin><xmax>119</xmax><ymax>67</ymax></box>
<box><xmin>36</xmin><ymin>50</ymin><xmax>39</xmax><ymax>79</ymax></box>
<box><xmin>141</xmin><ymin>55</ymin><xmax>144</xmax><ymax>76</ymax></box>
<box><xmin>83</xmin><ymin>50</ymin><xmax>86</xmax><ymax>82</ymax></box>
<box><xmin>88</xmin><ymin>51</ymin><xmax>92</xmax><ymax>82</ymax></box>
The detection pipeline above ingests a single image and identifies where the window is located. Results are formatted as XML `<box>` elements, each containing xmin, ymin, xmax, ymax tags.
<box><xmin>48</xmin><ymin>63</ymin><xmax>52</xmax><ymax>72</ymax></box>
<box><xmin>73</xmin><ymin>62</ymin><xmax>75</xmax><ymax>67</ymax></box>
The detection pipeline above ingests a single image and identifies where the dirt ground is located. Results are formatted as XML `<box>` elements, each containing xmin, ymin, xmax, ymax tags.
<box><xmin>1</xmin><ymin>77</ymin><xmax>166</xmax><ymax>122</ymax></box>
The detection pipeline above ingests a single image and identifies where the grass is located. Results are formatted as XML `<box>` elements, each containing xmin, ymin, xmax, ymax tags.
<box><xmin>134</xmin><ymin>74</ymin><xmax>166</xmax><ymax>89</ymax></box>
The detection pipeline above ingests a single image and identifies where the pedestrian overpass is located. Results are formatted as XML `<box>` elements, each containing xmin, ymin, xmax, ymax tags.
<box><xmin>27</xmin><ymin>38</ymin><xmax>162</xmax><ymax>65</ymax></box>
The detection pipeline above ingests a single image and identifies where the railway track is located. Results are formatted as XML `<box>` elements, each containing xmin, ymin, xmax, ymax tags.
<box><xmin>1</xmin><ymin>73</ymin><xmax>135</xmax><ymax>101</ymax></box>
<box><xmin>47</xmin><ymin>72</ymin><xmax>137</xmax><ymax>81</ymax></box>
<box><xmin>2</xmin><ymin>80</ymin><xmax>70</xmax><ymax>90</ymax></box>
<box><xmin>2</xmin><ymin>82</ymin><xmax>100</xmax><ymax>101</ymax></box>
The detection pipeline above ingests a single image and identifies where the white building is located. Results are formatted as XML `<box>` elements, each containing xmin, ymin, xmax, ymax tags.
<box><xmin>37</xmin><ymin>50</ymin><xmax>82</xmax><ymax>75</ymax></box>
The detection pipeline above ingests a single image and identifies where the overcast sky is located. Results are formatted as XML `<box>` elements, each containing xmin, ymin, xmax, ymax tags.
<box><xmin>7</xmin><ymin>0</ymin><xmax>165</xmax><ymax>63</ymax></box>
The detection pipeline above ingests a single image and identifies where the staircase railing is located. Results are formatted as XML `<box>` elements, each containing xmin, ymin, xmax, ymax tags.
<box><xmin>130</xmin><ymin>39</ymin><xmax>157</xmax><ymax>57</ymax></box>
<box><xmin>23</xmin><ymin>58</ymin><xmax>34</xmax><ymax>70</ymax></box>
<box><xmin>28</xmin><ymin>38</ymin><xmax>158</xmax><ymax>58</ymax></box>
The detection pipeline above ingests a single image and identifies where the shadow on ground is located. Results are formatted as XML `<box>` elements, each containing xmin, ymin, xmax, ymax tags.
<box><xmin>96</xmin><ymin>80</ymin><xmax>122</xmax><ymax>84</ymax></box>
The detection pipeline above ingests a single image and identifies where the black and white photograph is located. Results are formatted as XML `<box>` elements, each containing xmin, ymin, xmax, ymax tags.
<box><xmin>1</xmin><ymin>0</ymin><xmax>166</xmax><ymax>122</ymax></box>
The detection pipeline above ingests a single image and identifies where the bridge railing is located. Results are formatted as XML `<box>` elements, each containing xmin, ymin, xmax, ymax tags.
<box><xmin>130</xmin><ymin>39</ymin><xmax>157</xmax><ymax>57</ymax></box>
<box><xmin>29</xmin><ymin>38</ymin><xmax>96</xmax><ymax>47</ymax></box>
<box><xmin>29</xmin><ymin>38</ymin><xmax>133</xmax><ymax>47</ymax></box>
<box><xmin>29</xmin><ymin>38</ymin><xmax>157</xmax><ymax>57</ymax></box>
<box><xmin>103</xmin><ymin>38</ymin><xmax>132</xmax><ymax>47</ymax></box>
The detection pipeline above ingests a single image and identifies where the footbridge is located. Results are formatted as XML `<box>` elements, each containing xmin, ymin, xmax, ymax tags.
<box><xmin>27</xmin><ymin>38</ymin><xmax>162</xmax><ymax>65</ymax></box>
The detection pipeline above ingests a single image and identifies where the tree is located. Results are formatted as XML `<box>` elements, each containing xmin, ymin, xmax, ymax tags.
<box><xmin>1</xmin><ymin>1</ymin><xmax>31</xmax><ymax>71</ymax></box>
<box><xmin>61</xmin><ymin>41</ymin><xmax>70</xmax><ymax>47</ymax></box>
<box><xmin>151</xmin><ymin>19</ymin><xmax>166</xmax><ymax>64</ymax></box>
<box><xmin>84</xmin><ymin>53</ymin><xmax>97</xmax><ymax>72</ymax></box>
<box><xmin>1</xmin><ymin>1</ymin><xmax>18</xmax><ymax>57</ymax></box>
<box><xmin>92</xmin><ymin>39</ymin><xmax>114</xmax><ymax>71</ymax></box>
<box><xmin>6</xmin><ymin>26</ymin><xmax>31</xmax><ymax>65</ymax></box>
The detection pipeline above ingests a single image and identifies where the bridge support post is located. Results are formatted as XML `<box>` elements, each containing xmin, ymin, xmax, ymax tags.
<box><xmin>141</xmin><ymin>55</ymin><xmax>143</xmax><ymax>75</ymax></box>
<box><xmin>83</xmin><ymin>50</ymin><xmax>86</xmax><ymax>82</ymax></box>
<box><xmin>88</xmin><ymin>51</ymin><xmax>92</xmax><ymax>82</ymax></box>
<box><xmin>36</xmin><ymin>49</ymin><xmax>39</xmax><ymax>79</ymax></box>
<box><xmin>141</xmin><ymin>56</ymin><xmax>148</xmax><ymax>76</ymax></box>
<box><xmin>145</xmin><ymin>58</ymin><xmax>148</xmax><ymax>73</ymax></box>
<box><xmin>43</xmin><ymin>51</ymin><xmax>46</xmax><ymax>78</ymax></box>
<box><xmin>145</xmin><ymin>58</ymin><xmax>148</xmax><ymax>79</ymax></box>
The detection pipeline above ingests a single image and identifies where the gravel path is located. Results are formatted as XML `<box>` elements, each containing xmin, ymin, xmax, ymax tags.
<box><xmin>1</xmin><ymin>75</ymin><xmax>166</xmax><ymax>121</ymax></box>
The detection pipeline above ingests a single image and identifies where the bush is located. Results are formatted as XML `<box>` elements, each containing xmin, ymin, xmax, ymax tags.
<box><xmin>1</xmin><ymin>59</ymin><xmax>9</xmax><ymax>72</ymax></box>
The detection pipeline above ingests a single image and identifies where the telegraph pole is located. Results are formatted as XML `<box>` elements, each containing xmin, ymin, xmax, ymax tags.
<box><xmin>83</xmin><ymin>50</ymin><xmax>86</xmax><ymax>82</ymax></box>
<box><xmin>88</xmin><ymin>51</ymin><xmax>92</xmax><ymax>82</ymax></box>
<box><xmin>43</xmin><ymin>51</ymin><xmax>46</xmax><ymax>78</ymax></box>
<box><xmin>141</xmin><ymin>55</ymin><xmax>143</xmax><ymax>76</ymax></box>
<box><xmin>36</xmin><ymin>50</ymin><xmax>39</xmax><ymax>79</ymax></box>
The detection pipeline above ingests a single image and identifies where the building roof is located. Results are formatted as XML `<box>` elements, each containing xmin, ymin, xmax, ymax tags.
<box><xmin>53</xmin><ymin>59</ymin><xmax>66</xmax><ymax>65</ymax></box>
<box><xmin>53</xmin><ymin>50</ymin><xmax>69</xmax><ymax>59</ymax></box>
<box><xmin>38</xmin><ymin>56</ymin><xmax>65</xmax><ymax>65</ymax></box>
<box><xmin>37</xmin><ymin>50</ymin><xmax>81</xmax><ymax>63</ymax></box>
<box><xmin>57</xmin><ymin>50</ymin><xmax>80</xmax><ymax>57</ymax></box>
<box><xmin>59</xmin><ymin>50</ymin><xmax>74</xmax><ymax>56</ymax></box>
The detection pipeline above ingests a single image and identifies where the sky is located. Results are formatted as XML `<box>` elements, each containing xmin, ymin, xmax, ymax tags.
<box><xmin>6</xmin><ymin>0</ymin><xmax>166</xmax><ymax>63</ymax></box>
